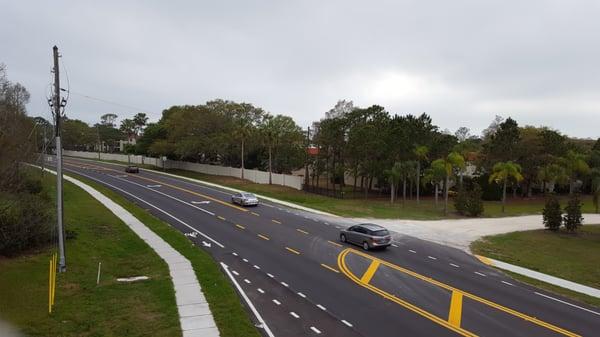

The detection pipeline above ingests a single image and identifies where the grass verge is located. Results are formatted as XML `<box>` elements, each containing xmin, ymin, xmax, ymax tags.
<box><xmin>65</xmin><ymin>170</ymin><xmax>262</xmax><ymax>337</ymax></box>
<box><xmin>0</xmin><ymin>171</ymin><xmax>181</xmax><ymax>336</ymax></box>
<box><xmin>471</xmin><ymin>225</ymin><xmax>600</xmax><ymax>307</ymax></box>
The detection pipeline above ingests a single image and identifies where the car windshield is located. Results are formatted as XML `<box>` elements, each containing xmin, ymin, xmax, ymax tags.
<box><xmin>371</xmin><ymin>229</ymin><xmax>389</xmax><ymax>236</ymax></box>
<box><xmin>242</xmin><ymin>193</ymin><xmax>255</xmax><ymax>198</ymax></box>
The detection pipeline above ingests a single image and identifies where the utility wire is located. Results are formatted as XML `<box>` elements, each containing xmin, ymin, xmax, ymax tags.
<box><xmin>65</xmin><ymin>90</ymin><xmax>155</xmax><ymax>114</ymax></box>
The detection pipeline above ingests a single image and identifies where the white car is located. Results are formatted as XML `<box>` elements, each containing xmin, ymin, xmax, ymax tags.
<box><xmin>231</xmin><ymin>192</ymin><xmax>259</xmax><ymax>206</ymax></box>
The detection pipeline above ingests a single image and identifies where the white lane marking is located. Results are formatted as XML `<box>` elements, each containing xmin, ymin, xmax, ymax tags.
<box><xmin>450</xmin><ymin>263</ymin><xmax>460</xmax><ymax>268</ymax></box>
<box><xmin>243</xmin><ymin>258</ymin><xmax>249</xmax><ymax>263</ymax></box>
<box><xmin>281</xmin><ymin>282</ymin><xmax>289</xmax><ymax>287</ymax></box>
<box><xmin>267</xmin><ymin>273</ymin><xmax>274</xmax><ymax>278</ymax></box>
<box><xmin>232</xmin><ymin>270</ymin><xmax>239</xmax><ymax>276</ymax></box>
<box><xmin>272</xmin><ymin>299</ymin><xmax>281</xmax><ymax>305</ymax></box>
<box><xmin>112</xmin><ymin>175</ymin><xmax>215</xmax><ymax>216</ymax></box>
<box><xmin>316</xmin><ymin>304</ymin><xmax>326</xmax><ymax>311</ymax></box>
<box><xmin>232</xmin><ymin>252</ymin><xmax>238</xmax><ymax>256</ymax></box>
<box><xmin>257</xmin><ymin>288</ymin><xmax>265</xmax><ymax>294</ymax></box>
<box><xmin>244</xmin><ymin>279</ymin><xmax>251</xmax><ymax>284</ymax></box>
<box><xmin>391</xmin><ymin>244</ymin><xmax>399</xmax><ymax>248</ymax></box>
<box><xmin>324</xmin><ymin>222</ymin><xmax>329</xmax><ymax>225</ymax></box>
<box><xmin>146</xmin><ymin>184</ymin><xmax>162</xmax><ymax>188</ymax></box>
<box><xmin>501</xmin><ymin>281</ymin><xmax>514</xmax><ymax>286</ymax></box>
<box><xmin>297</xmin><ymin>292</ymin><xmax>306</xmax><ymax>298</ymax></box>
<box><xmin>253</xmin><ymin>265</ymin><xmax>260</xmax><ymax>269</ymax></box>
<box><xmin>72</xmin><ymin>170</ymin><xmax>225</xmax><ymax>248</ymax></box>
<box><xmin>409</xmin><ymin>249</ymin><xmax>416</xmax><ymax>253</ymax></box>
<box><xmin>262</xmin><ymin>203</ymin><xmax>275</xmax><ymax>208</ymax></box>
<box><xmin>221</xmin><ymin>263</ymin><xmax>275</xmax><ymax>337</ymax></box>
<box><xmin>312</xmin><ymin>218</ymin><xmax>319</xmax><ymax>222</ymax></box>
<box><xmin>310</xmin><ymin>326</ymin><xmax>321</xmax><ymax>334</ymax></box>
<box><xmin>428</xmin><ymin>256</ymin><xmax>437</xmax><ymax>260</ymax></box>
<box><xmin>534</xmin><ymin>292</ymin><xmax>600</xmax><ymax>316</ymax></box>
<box><xmin>290</xmin><ymin>312</ymin><xmax>300</xmax><ymax>318</ymax></box>
<box><xmin>475</xmin><ymin>272</ymin><xmax>487</xmax><ymax>277</ymax></box>
<box><xmin>341</xmin><ymin>320</ymin><xmax>353</xmax><ymax>327</ymax></box>
<box><xmin>191</xmin><ymin>200</ymin><xmax>210</xmax><ymax>204</ymax></box>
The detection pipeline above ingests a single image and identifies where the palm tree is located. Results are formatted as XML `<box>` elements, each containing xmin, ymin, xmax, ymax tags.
<box><xmin>413</xmin><ymin>145</ymin><xmax>429</xmax><ymax>204</ymax></box>
<box><xmin>592</xmin><ymin>168</ymin><xmax>600</xmax><ymax>213</ymax></box>
<box><xmin>234</xmin><ymin>121</ymin><xmax>253</xmax><ymax>180</ymax></box>
<box><xmin>423</xmin><ymin>160</ymin><xmax>447</xmax><ymax>207</ymax></box>
<box><xmin>537</xmin><ymin>163</ymin><xmax>567</xmax><ymax>194</ymax></box>
<box><xmin>384</xmin><ymin>162</ymin><xmax>402</xmax><ymax>203</ymax></box>
<box><xmin>561</xmin><ymin>150</ymin><xmax>591</xmax><ymax>194</ymax></box>
<box><xmin>260</xmin><ymin>116</ymin><xmax>277</xmax><ymax>184</ymax></box>
<box><xmin>434</xmin><ymin>152</ymin><xmax>465</xmax><ymax>215</ymax></box>
<box><xmin>397</xmin><ymin>161</ymin><xmax>417</xmax><ymax>204</ymax></box>
<box><xmin>489</xmin><ymin>161</ymin><xmax>524</xmax><ymax>213</ymax></box>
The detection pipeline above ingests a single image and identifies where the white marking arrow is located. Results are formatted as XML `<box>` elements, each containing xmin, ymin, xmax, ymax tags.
<box><xmin>184</xmin><ymin>232</ymin><xmax>198</xmax><ymax>238</ymax></box>
<box><xmin>202</xmin><ymin>241</ymin><xmax>212</xmax><ymax>248</ymax></box>
<box><xmin>146</xmin><ymin>184</ymin><xmax>162</xmax><ymax>188</ymax></box>
<box><xmin>191</xmin><ymin>201</ymin><xmax>211</xmax><ymax>204</ymax></box>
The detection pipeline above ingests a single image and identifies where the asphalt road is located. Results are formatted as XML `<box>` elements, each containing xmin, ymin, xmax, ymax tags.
<box><xmin>55</xmin><ymin>158</ymin><xmax>600</xmax><ymax>337</ymax></box>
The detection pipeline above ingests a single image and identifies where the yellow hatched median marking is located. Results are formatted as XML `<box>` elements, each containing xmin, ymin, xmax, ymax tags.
<box><xmin>258</xmin><ymin>234</ymin><xmax>270</xmax><ymax>241</ymax></box>
<box><xmin>217</xmin><ymin>216</ymin><xmax>226</xmax><ymax>221</ymax></box>
<box><xmin>339</xmin><ymin>248</ymin><xmax>581</xmax><ymax>337</ymax></box>
<box><xmin>360</xmin><ymin>260</ymin><xmax>380</xmax><ymax>284</ymax></box>
<box><xmin>235</xmin><ymin>224</ymin><xmax>245</xmax><ymax>230</ymax></box>
<box><xmin>448</xmin><ymin>291</ymin><xmax>463</xmax><ymax>328</ymax></box>
<box><xmin>285</xmin><ymin>247</ymin><xmax>300</xmax><ymax>255</ymax></box>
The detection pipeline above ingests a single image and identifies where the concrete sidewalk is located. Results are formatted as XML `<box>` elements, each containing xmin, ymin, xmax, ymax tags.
<box><xmin>41</xmin><ymin>166</ymin><xmax>219</xmax><ymax>337</ymax></box>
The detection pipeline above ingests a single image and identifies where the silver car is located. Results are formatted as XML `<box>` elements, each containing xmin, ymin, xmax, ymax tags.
<box><xmin>231</xmin><ymin>192</ymin><xmax>259</xmax><ymax>206</ymax></box>
<box><xmin>340</xmin><ymin>223</ymin><xmax>392</xmax><ymax>250</ymax></box>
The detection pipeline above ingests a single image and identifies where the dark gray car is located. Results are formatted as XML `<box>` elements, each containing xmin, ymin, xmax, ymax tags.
<box><xmin>339</xmin><ymin>223</ymin><xmax>392</xmax><ymax>250</ymax></box>
<box><xmin>231</xmin><ymin>192</ymin><xmax>259</xmax><ymax>206</ymax></box>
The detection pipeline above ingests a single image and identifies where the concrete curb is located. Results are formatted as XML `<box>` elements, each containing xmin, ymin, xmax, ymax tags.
<box><xmin>475</xmin><ymin>255</ymin><xmax>600</xmax><ymax>299</ymax></box>
<box><xmin>64</xmin><ymin>156</ymin><xmax>340</xmax><ymax>218</ymax></box>
<box><xmin>36</xmin><ymin>165</ymin><xmax>220</xmax><ymax>337</ymax></box>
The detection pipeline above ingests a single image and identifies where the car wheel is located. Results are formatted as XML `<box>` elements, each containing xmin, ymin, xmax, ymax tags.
<box><xmin>340</xmin><ymin>234</ymin><xmax>346</xmax><ymax>243</ymax></box>
<box><xmin>362</xmin><ymin>241</ymin><xmax>370</xmax><ymax>251</ymax></box>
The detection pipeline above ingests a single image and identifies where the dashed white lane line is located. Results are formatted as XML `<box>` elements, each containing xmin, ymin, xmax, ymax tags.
<box><xmin>297</xmin><ymin>292</ymin><xmax>307</xmax><ymax>298</ymax></box>
<box><xmin>324</xmin><ymin>222</ymin><xmax>329</xmax><ymax>225</ymax></box>
<box><xmin>428</xmin><ymin>256</ymin><xmax>437</xmax><ymax>260</ymax></box>
<box><xmin>391</xmin><ymin>244</ymin><xmax>399</xmax><ymax>248</ymax></box>
<box><xmin>272</xmin><ymin>299</ymin><xmax>281</xmax><ymax>305</ymax></box>
<box><xmin>409</xmin><ymin>249</ymin><xmax>417</xmax><ymax>253</ymax></box>
<box><xmin>316</xmin><ymin>304</ymin><xmax>326</xmax><ymax>311</ymax></box>
<box><xmin>267</xmin><ymin>273</ymin><xmax>274</xmax><ymax>278</ymax></box>
<box><xmin>281</xmin><ymin>282</ymin><xmax>289</xmax><ymax>287</ymax></box>
<box><xmin>501</xmin><ymin>281</ymin><xmax>514</xmax><ymax>286</ymax></box>
<box><xmin>258</xmin><ymin>288</ymin><xmax>265</xmax><ymax>294</ymax></box>
<box><xmin>341</xmin><ymin>320</ymin><xmax>353</xmax><ymax>327</ymax></box>
<box><xmin>232</xmin><ymin>252</ymin><xmax>238</xmax><ymax>256</ymax></box>
<box><xmin>534</xmin><ymin>292</ymin><xmax>600</xmax><ymax>316</ymax></box>
<box><xmin>310</xmin><ymin>326</ymin><xmax>322</xmax><ymax>334</ymax></box>
<box><xmin>290</xmin><ymin>312</ymin><xmax>300</xmax><ymax>319</ymax></box>
<box><xmin>450</xmin><ymin>263</ymin><xmax>460</xmax><ymax>268</ymax></box>
<box><xmin>243</xmin><ymin>258</ymin><xmax>249</xmax><ymax>263</ymax></box>
<box><xmin>244</xmin><ymin>279</ymin><xmax>251</xmax><ymax>284</ymax></box>
<box><xmin>253</xmin><ymin>265</ymin><xmax>260</xmax><ymax>269</ymax></box>
<box><xmin>475</xmin><ymin>272</ymin><xmax>487</xmax><ymax>277</ymax></box>
<box><xmin>232</xmin><ymin>270</ymin><xmax>239</xmax><ymax>276</ymax></box>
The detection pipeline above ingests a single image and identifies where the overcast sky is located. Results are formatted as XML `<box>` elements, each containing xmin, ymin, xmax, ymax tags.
<box><xmin>2</xmin><ymin>1</ymin><xmax>599</xmax><ymax>138</ymax></box>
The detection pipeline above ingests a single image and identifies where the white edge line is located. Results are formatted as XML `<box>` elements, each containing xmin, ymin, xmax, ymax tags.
<box><xmin>290</xmin><ymin>312</ymin><xmax>299</xmax><ymax>318</ymax></box>
<box><xmin>60</xmin><ymin>167</ymin><xmax>226</xmax><ymax>248</ymax></box>
<box><xmin>501</xmin><ymin>281</ymin><xmax>514</xmax><ymax>286</ymax></box>
<box><xmin>221</xmin><ymin>262</ymin><xmax>276</xmax><ymax>337</ymax></box>
<box><xmin>310</xmin><ymin>326</ymin><xmax>321</xmax><ymax>334</ymax></box>
<box><xmin>341</xmin><ymin>320</ymin><xmax>353</xmax><ymax>327</ymax></box>
<box><xmin>534</xmin><ymin>292</ymin><xmax>600</xmax><ymax>316</ymax></box>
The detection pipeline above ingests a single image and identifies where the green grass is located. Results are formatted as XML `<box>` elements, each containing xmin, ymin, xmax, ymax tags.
<box><xmin>66</xmin><ymin>171</ymin><xmax>262</xmax><ymax>337</ymax></box>
<box><xmin>0</xmin><ymin>172</ymin><xmax>181</xmax><ymax>336</ymax></box>
<box><xmin>471</xmin><ymin>225</ymin><xmax>600</xmax><ymax>307</ymax></box>
<box><xmin>68</xmin><ymin>156</ymin><xmax>598</xmax><ymax>220</ymax></box>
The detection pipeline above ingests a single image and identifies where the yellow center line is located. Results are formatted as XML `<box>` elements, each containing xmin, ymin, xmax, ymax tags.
<box><xmin>340</xmin><ymin>248</ymin><xmax>581</xmax><ymax>337</ymax></box>
<box><xmin>285</xmin><ymin>247</ymin><xmax>300</xmax><ymax>255</ymax></box>
<box><xmin>296</xmin><ymin>228</ymin><xmax>309</xmax><ymax>235</ymax></box>
<box><xmin>271</xmin><ymin>219</ymin><xmax>282</xmax><ymax>224</ymax></box>
<box><xmin>320</xmin><ymin>263</ymin><xmax>340</xmax><ymax>273</ymax></box>
<box><xmin>257</xmin><ymin>234</ymin><xmax>270</xmax><ymax>241</ymax></box>
<box><xmin>360</xmin><ymin>260</ymin><xmax>380</xmax><ymax>284</ymax></box>
<box><xmin>235</xmin><ymin>224</ymin><xmax>245</xmax><ymax>230</ymax></box>
<box><xmin>217</xmin><ymin>216</ymin><xmax>226</xmax><ymax>221</ymax></box>
<box><xmin>448</xmin><ymin>291</ymin><xmax>463</xmax><ymax>328</ymax></box>
<box><xmin>327</xmin><ymin>240</ymin><xmax>343</xmax><ymax>247</ymax></box>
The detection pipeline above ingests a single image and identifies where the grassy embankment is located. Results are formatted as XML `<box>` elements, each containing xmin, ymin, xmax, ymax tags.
<box><xmin>0</xmin><ymin>170</ymin><xmax>261</xmax><ymax>337</ymax></box>
<box><xmin>69</xmin><ymin>157</ymin><xmax>597</xmax><ymax>220</ymax></box>
<box><xmin>471</xmin><ymin>225</ymin><xmax>600</xmax><ymax>307</ymax></box>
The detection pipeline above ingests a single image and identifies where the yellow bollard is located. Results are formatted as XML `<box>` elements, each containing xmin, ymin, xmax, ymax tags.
<box><xmin>48</xmin><ymin>259</ymin><xmax>52</xmax><ymax>314</ymax></box>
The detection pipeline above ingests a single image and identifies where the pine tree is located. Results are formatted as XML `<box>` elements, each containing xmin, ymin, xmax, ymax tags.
<box><xmin>564</xmin><ymin>194</ymin><xmax>583</xmax><ymax>232</ymax></box>
<box><xmin>543</xmin><ymin>195</ymin><xmax>562</xmax><ymax>231</ymax></box>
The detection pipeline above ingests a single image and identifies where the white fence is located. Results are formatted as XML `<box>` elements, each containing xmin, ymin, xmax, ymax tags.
<box><xmin>63</xmin><ymin>150</ymin><xmax>304</xmax><ymax>190</ymax></box>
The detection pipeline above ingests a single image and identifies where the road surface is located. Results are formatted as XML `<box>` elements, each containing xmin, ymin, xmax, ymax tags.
<box><xmin>55</xmin><ymin>158</ymin><xmax>599</xmax><ymax>337</ymax></box>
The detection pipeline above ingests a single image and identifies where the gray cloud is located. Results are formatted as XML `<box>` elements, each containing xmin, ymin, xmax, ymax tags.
<box><xmin>2</xmin><ymin>0</ymin><xmax>599</xmax><ymax>138</ymax></box>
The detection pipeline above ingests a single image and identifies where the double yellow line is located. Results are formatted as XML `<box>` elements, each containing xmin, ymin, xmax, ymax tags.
<box><xmin>338</xmin><ymin>248</ymin><xmax>580</xmax><ymax>337</ymax></box>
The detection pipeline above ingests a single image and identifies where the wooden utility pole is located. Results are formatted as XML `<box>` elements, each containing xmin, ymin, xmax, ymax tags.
<box><xmin>53</xmin><ymin>45</ymin><xmax>66</xmax><ymax>272</ymax></box>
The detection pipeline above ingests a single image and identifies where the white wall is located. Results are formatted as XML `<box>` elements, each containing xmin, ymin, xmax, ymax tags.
<box><xmin>63</xmin><ymin>150</ymin><xmax>304</xmax><ymax>190</ymax></box>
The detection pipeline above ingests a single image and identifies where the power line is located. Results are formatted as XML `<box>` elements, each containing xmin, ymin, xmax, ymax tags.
<box><xmin>65</xmin><ymin>90</ymin><xmax>155</xmax><ymax>114</ymax></box>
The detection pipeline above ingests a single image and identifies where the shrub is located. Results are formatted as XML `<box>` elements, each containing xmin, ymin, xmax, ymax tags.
<box><xmin>543</xmin><ymin>194</ymin><xmax>562</xmax><ymax>231</ymax></box>
<box><xmin>564</xmin><ymin>194</ymin><xmax>583</xmax><ymax>232</ymax></box>
<box><xmin>454</xmin><ymin>184</ymin><xmax>484</xmax><ymax>217</ymax></box>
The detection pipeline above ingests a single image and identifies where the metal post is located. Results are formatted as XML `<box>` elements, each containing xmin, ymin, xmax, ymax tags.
<box><xmin>53</xmin><ymin>45</ymin><xmax>66</xmax><ymax>272</ymax></box>
<box><xmin>304</xmin><ymin>126</ymin><xmax>310</xmax><ymax>188</ymax></box>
